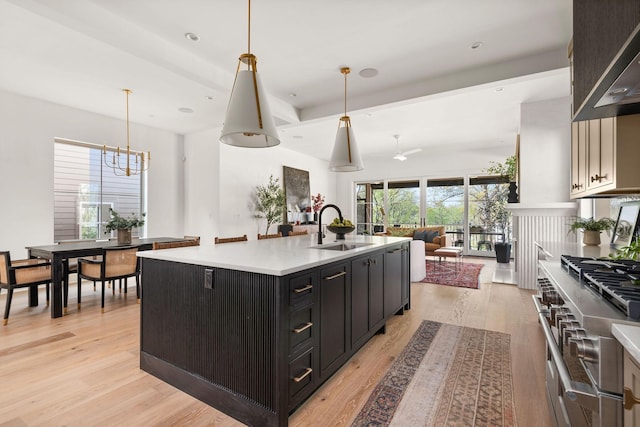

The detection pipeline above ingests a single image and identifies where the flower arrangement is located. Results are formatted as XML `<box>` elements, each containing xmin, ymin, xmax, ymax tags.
<box><xmin>105</xmin><ymin>208</ymin><xmax>146</xmax><ymax>233</ymax></box>
<box><xmin>311</xmin><ymin>193</ymin><xmax>325</xmax><ymax>213</ymax></box>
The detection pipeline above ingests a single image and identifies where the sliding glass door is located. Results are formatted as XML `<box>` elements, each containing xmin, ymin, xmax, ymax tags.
<box><xmin>355</xmin><ymin>174</ymin><xmax>511</xmax><ymax>257</ymax></box>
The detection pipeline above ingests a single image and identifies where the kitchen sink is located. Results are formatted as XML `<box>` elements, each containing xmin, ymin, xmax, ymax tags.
<box><xmin>314</xmin><ymin>242</ymin><xmax>373</xmax><ymax>251</ymax></box>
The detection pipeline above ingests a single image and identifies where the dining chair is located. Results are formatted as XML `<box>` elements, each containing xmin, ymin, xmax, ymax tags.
<box><xmin>57</xmin><ymin>239</ymin><xmax>96</xmax><ymax>313</ymax></box>
<box><xmin>257</xmin><ymin>232</ymin><xmax>282</xmax><ymax>240</ymax></box>
<box><xmin>214</xmin><ymin>235</ymin><xmax>248</xmax><ymax>244</ymax></box>
<box><xmin>0</xmin><ymin>251</ymin><xmax>52</xmax><ymax>325</ymax></box>
<box><xmin>77</xmin><ymin>246</ymin><xmax>140</xmax><ymax>313</ymax></box>
<box><xmin>152</xmin><ymin>239</ymin><xmax>200</xmax><ymax>250</ymax></box>
<box><xmin>288</xmin><ymin>230</ymin><xmax>309</xmax><ymax>236</ymax></box>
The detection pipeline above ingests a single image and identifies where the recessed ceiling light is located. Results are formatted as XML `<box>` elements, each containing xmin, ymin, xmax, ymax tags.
<box><xmin>293</xmin><ymin>135</ymin><xmax>303</xmax><ymax>139</ymax></box>
<box><xmin>495</xmin><ymin>87</ymin><xmax>504</xmax><ymax>92</ymax></box>
<box><xmin>289</xmin><ymin>92</ymin><xmax>297</xmax><ymax>97</ymax></box>
<box><xmin>359</xmin><ymin>68</ymin><xmax>378</xmax><ymax>78</ymax></box>
<box><xmin>178</xmin><ymin>107</ymin><xmax>194</xmax><ymax>113</ymax></box>
<box><xmin>185</xmin><ymin>32</ymin><xmax>200</xmax><ymax>42</ymax></box>
<box><xmin>471</xmin><ymin>41</ymin><xmax>483</xmax><ymax>49</ymax></box>
<box><xmin>205</xmin><ymin>95</ymin><xmax>214</xmax><ymax>101</ymax></box>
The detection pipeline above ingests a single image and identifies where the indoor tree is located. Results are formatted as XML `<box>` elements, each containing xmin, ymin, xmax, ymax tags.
<box><xmin>254</xmin><ymin>175</ymin><xmax>286</xmax><ymax>235</ymax></box>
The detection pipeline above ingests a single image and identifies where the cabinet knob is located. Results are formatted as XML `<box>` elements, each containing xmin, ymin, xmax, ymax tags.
<box><xmin>625</xmin><ymin>387</ymin><xmax>640</xmax><ymax>410</ymax></box>
<box><xmin>591</xmin><ymin>174</ymin><xmax>607</xmax><ymax>183</ymax></box>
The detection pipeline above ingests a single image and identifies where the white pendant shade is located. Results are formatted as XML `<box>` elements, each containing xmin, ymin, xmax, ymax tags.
<box><xmin>220</xmin><ymin>70</ymin><xmax>280</xmax><ymax>148</ymax></box>
<box><xmin>329</xmin><ymin>125</ymin><xmax>364</xmax><ymax>172</ymax></box>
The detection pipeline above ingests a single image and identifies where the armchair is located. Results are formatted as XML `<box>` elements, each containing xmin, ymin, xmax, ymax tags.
<box><xmin>0</xmin><ymin>251</ymin><xmax>52</xmax><ymax>325</ymax></box>
<box><xmin>77</xmin><ymin>246</ymin><xmax>140</xmax><ymax>313</ymax></box>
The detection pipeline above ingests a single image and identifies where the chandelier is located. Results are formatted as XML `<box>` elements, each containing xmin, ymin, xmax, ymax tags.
<box><xmin>103</xmin><ymin>89</ymin><xmax>150</xmax><ymax>176</ymax></box>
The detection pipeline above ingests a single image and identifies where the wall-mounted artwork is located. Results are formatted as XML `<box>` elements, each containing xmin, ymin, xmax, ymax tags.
<box><xmin>283</xmin><ymin>166</ymin><xmax>310</xmax><ymax>223</ymax></box>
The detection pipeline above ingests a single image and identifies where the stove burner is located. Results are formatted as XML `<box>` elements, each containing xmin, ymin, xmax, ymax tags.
<box><xmin>562</xmin><ymin>255</ymin><xmax>640</xmax><ymax>319</ymax></box>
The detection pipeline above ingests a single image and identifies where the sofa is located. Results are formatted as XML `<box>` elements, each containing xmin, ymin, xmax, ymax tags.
<box><xmin>381</xmin><ymin>226</ymin><xmax>448</xmax><ymax>256</ymax></box>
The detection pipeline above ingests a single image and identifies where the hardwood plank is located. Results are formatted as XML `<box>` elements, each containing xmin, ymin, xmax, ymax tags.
<box><xmin>0</xmin><ymin>259</ymin><xmax>551</xmax><ymax>426</ymax></box>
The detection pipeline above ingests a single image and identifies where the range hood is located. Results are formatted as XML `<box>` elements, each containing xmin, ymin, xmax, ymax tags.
<box><xmin>574</xmin><ymin>23</ymin><xmax>640</xmax><ymax>122</ymax></box>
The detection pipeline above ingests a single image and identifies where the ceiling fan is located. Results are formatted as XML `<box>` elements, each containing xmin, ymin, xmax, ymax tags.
<box><xmin>392</xmin><ymin>134</ymin><xmax>421</xmax><ymax>161</ymax></box>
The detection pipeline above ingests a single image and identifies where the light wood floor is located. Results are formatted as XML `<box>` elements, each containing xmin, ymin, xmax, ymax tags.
<box><xmin>0</xmin><ymin>258</ymin><xmax>551</xmax><ymax>426</ymax></box>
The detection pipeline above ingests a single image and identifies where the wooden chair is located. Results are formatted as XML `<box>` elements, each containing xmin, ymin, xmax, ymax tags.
<box><xmin>58</xmin><ymin>239</ymin><xmax>96</xmax><ymax>313</ymax></box>
<box><xmin>153</xmin><ymin>239</ymin><xmax>200</xmax><ymax>250</ymax></box>
<box><xmin>214</xmin><ymin>235</ymin><xmax>248</xmax><ymax>244</ymax></box>
<box><xmin>288</xmin><ymin>230</ymin><xmax>309</xmax><ymax>236</ymax></box>
<box><xmin>77</xmin><ymin>246</ymin><xmax>140</xmax><ymax>313</ymax></box>
<box><xmin>257</xmin><ymin>232</ymin><xmax>282</xmax><ymax>240</ymax></box>
<box><xmin>0</xmin><ymin>251</ymin><xmax>52</xmax><ymax>325</ymax></box>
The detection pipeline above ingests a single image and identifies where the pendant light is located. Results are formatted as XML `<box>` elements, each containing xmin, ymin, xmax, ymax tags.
<box><xmin>220</xmin><ymin>0</ymin><xmax>279</xmax><ymax>148</ymax></box>
<box><xmin>102</xmin><ymin>89</ymin><xmax>150</xmax><ymax>176</ymax></box>
<box><xmin>329</xmin><ymin>67</ymin><xmax>364</xmax><ymax>172</ymax></box>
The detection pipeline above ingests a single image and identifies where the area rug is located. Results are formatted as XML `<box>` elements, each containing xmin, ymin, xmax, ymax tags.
<box><xmin>352</xmin><ymin>320</ymin><xmax>516</xmax><ymax>427</ymax></box>
<box><xmin>420</xmin><ymin>261</ymin><xmax>483</xmax><ymax>289</ymax></box>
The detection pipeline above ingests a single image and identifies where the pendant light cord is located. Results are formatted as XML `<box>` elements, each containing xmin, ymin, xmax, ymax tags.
<box><xmin>247</xmin><ymin>0</ymin><xmax>251</xmax><ymax>56</ymax></box>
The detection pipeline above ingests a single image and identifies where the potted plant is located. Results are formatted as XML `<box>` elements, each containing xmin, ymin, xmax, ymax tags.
<box><xmin>569</xmin><ymin>217</ymin><xmax>616</xmax><ymax>246</ymax></box>
<box><xmin>254</xmin><ymin>175</ymin><xmax>286</xmax><ymax>235</ymax></box>
<box><xmin>610</xmin><ymin>237</ymin><xmax>640</xmax><ymax>261</ymax></box>
<box><xmin>105</xmin><ymin>208</ymin><xmax>146</xmax><ymax>244</ymax></box>
<box><xmin>485</xmin><ymin>155</ymin><xmax>518</xmax><ymax>203</ymax></box>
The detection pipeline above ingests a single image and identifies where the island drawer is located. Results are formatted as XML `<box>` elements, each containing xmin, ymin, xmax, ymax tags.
<box><xmin>289</xmin><ymin>347</ymin><xmax>315</xmax><ymax>408</ymax></box>
<box><xmin>288</xmin><ymin>273</ymin><xmax>316</xmax><ymax>307</ymax></box>
<box><xmin>289</xmin><ymin>305</ymin><xmax>314</xmax><ymax>353</ymax></box>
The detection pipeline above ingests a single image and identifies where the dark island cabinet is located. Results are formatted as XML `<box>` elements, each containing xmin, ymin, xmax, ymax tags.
<box><xmin>351</xmin><ymin>252</ymin><xmax>384</xmax><ymax>349</ymax></box>
<box><xmin>139</xmin><ymin>242</ymin><xmax>409</xmax><ymax>427</ymax></box>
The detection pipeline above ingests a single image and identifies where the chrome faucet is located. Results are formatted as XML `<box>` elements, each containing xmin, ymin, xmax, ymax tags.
<box><xmin>318</xmin><ymin>204</ymin><xmax>343</xmax><ymax>245</ymax></box>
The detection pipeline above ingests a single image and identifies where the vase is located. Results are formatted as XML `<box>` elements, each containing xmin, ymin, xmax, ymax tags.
<box><xmin>507</xmin><ymin>181</ymin><xmax>519</xmax><ymax>203</ymax></box>
<box><xmin>583</xmin><ymin>230</ymin><xmax>601</xmax><ymax>246</ymax></box>
<box><xmin>313</xmin><ymin>212</ymin><xmax>318</xmax><ymax>223</ymax></box>
<box><xmin>117</xmin><ymin>228</ymin><xmax>132</xmax><ymax>245</ymax></box>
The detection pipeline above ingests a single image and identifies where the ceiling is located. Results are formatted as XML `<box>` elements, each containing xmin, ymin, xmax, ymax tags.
<box><xmin>0</xmin><ymin>0</ymin><xmax>573</xmax><ymax>162</ymax></box>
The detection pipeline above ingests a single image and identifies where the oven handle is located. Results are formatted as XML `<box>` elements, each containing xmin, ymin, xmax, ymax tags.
<box><xmin>534</xmin><ymin>298</ymin><xmax>599</xmax><ymax>410</ymax></box>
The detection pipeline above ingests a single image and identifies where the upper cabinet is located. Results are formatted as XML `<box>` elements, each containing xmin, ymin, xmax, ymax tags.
<box><xmin>570</xmin><ymin>114</ymin><xmax>640</xmax><ymax>198</ymax></box>
<box><xmin>572</xmin><ymin>0</ymin><xmax>640</xmax><ymax>121</ymax></box>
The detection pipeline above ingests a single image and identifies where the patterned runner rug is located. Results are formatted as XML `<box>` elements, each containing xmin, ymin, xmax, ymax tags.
<box><xmin>352</xmin><ymin>320</ymin><xmax>517</xmax><ymax>426</ymax></box>
<box><xmin>420</xmin><ymin>261</ymin><xmax>483</xmax><ymax>289</ymax></box>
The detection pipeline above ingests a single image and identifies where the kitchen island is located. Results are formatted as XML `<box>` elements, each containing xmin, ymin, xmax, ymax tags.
<box><xmin>137</xmin><ymin>234</ymin><xmax>410</xmax><ymax>427</ymax></box>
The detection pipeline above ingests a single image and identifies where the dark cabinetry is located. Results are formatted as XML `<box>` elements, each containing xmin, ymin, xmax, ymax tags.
<box><xmin>140</xmin><ymin>241</ymin><xmax>410</xmax><ymax>427</ymax></box>
<box><xmin>351</xmin><ymin>252</ymin><xmax>384</xmax><ymax>349</ymax></box>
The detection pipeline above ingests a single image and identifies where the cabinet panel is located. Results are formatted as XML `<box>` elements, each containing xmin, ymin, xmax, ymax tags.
<box><xmin>369</xmin><ymin>253</ymin><xmax>384</xmax><ymax>328</ymax></box>
<box><xmin>351</xmin><ymin>257</ymin><xmax>369</xmax><ymax>345</ymax></box>
<box><xmin>570</xmin><ymin>121</ymin><xmax>586</xmax><ymax>195</ymax></box>
<box><xmin>624</xmin><ymin>350</ymin><xmax>640</xmax><ymax>426</ymax></box>
<box><xmin>384</xmin><ymin>247</ymin><xmax>403</xmax><ymax>318</ymax></box>
<box><xmin>319</xmin><ymin>263</ymin><xmax>349</xmax><ymax>378</ymax></box>
<box><xmin>598</xmin><ymin>117</ymin><xmax>615</xmax><ymax>187</ymax></box>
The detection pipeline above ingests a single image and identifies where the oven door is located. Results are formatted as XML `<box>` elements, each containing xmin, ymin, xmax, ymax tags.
<box><xmin>533</xmin><ymin>295</ymin><xmax>600</xmax><ymax>426</ymax></box>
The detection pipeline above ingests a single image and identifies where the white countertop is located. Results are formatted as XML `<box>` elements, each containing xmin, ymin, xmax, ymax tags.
<box><xmin>612</xmin><ymin>323</ymin><xmax>640</xmax><ymax>364</ymax></box>
<box><xmin>137</xmin><ymin>234</ymin><xmax>410</xmax><ymax>276</ymax></box>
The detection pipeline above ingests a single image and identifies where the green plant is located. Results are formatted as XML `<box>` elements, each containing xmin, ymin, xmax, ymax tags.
<box><xmin>610</xmin><ymin>237</ymin><xmax>640</xmax><ymax>261</ymax></box>
<box><xmin>484</xmin><ymin>155</ymin><xmax>517</xmax><ymax>181</ymax></box>
<box><xmin>105</xmin><ymin>208</ymin><xmax>146</xmax><ymax>233</ymax></box>
<box><xmin>569</xmin><ymin>217</ymin><xmax>616</xmax><ymax>234</ymax></box>
<box><xmin>254</xmin><ymin>174</ymin><xmax>286</xmax><ymax>234</ymax></box>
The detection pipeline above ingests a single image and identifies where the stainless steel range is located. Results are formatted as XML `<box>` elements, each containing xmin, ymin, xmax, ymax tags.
<box><xmin>533</xmin><ymin>246</ymin><xmax>640</xmax><ymax>427</ymax></box>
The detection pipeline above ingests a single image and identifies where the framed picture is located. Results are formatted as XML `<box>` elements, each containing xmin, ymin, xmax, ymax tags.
<box><xmin>283</xmin><ymin>166</ymin><xmax>310</xmax><ymax>223</ymax></box>
<box><xmin>611</xmin><ymin>202</ymin><xmax>640</xmax><ymax>247</ymax></box>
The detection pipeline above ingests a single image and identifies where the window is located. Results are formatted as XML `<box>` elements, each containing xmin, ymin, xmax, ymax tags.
<box><xmin>54</xmin><ymin>139</ymin><xmax>145</xmax><ymax>241</ymax></box>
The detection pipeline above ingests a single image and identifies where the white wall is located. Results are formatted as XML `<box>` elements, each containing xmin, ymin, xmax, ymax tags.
<box><xmin>0</xmin><ymin>90</ymin><xmax>184</xmax><ymax>257</ymax></box>
<box><xmin>184</xmin><ymin>130</ymin><xmax>336</xmax><ymax>242</ymax></box>
<box><xmin>519</xmin><ymin>96</ymin><xmax>572</xmax><ymax>203</ymax></box>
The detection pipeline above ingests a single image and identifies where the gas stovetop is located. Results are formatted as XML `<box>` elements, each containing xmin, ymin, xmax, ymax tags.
<box><xmin>561</xmin><ymin>255</ymin><xmax>640</xmax><ymax>319</ymax></box>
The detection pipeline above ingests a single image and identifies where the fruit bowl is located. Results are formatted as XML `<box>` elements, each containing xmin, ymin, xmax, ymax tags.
<box><xmin>327</xmin><ymin>225</ymin><xmax>355</xmax><ymax>240</ymax></box>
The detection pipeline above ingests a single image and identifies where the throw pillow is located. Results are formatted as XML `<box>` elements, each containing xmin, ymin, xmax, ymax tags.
<box><xmin>425</xmin><ymin>230</ymin><xmax>439</xmax><ymax>243</ymax></box>
<box><xmin>413</xmin><ymin>230</ymin><xmax>428</xmax><ymax>241</ymax></box>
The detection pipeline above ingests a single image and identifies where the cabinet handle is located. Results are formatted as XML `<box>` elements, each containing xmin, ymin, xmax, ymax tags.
<box><xmin>625</xmin><ymin>387</ymin><xmax>640</xmax><ymax>410</ymax></box>
<box><xmin>388</xmin><ymin>248</ymin><xmax>402</xmax><ymax>253</ymax></box>
<box><xmin>293</xmin><ymin>284</ymin><xmax>313</xmax><ymax>294</ymax></box>
<box><xmin>292</xmin><ymin>367</ymin><xmax>313</xmax><ymax>383</ymax></box>
<box><xmin>571</xmin><ymin>183</ymin><xmax>583</xmax><ymax>190</ymax></box>
<box><xmin>324</xmin><ymin>271</ymin><xmax>346</xmax><ymax>280</ymax></box>
<box><xmin>590</xmin><ymin>174</ymin><xmax>607</xmax><ymax>183</ymax></box>
<box><xmin>293</xmin><ymin>322</ymin><xmax>313</xmax><ymax>334</ymax></box>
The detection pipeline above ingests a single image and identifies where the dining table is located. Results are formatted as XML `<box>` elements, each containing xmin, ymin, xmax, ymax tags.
<box><xmin>26</xmin><ymin>237</ymin><xmax>185</xmax><ymax>318</ymax></box>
